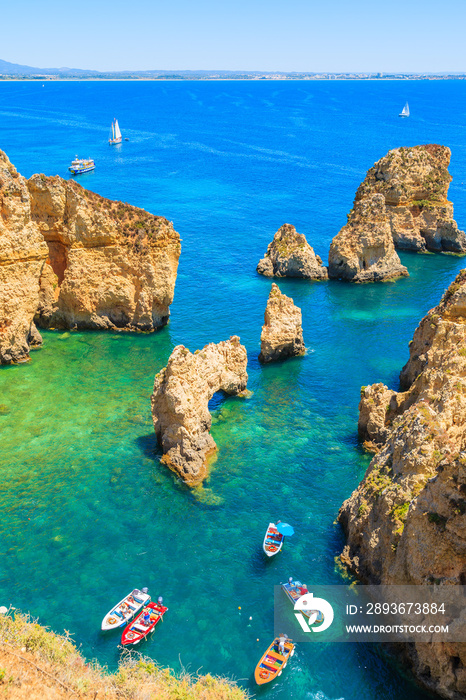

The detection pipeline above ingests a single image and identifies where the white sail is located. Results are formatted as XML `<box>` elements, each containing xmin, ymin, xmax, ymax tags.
<box><xmin>114</xmin><ymin>119</ymin><xmax>122</xmax><ymax>139</ymax></box>
<box><xmin>400</xmin><ymin>102</ymin><xmax>410</xmax><ymax>117</ymax></box>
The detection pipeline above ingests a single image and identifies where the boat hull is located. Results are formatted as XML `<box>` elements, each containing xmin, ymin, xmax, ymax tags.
<box><xmin>101</xmin><ymin>590</ymin><xmax>150</xmax><ymax>631</ymax></box>
<box><xmin>121</xmin><ymin>602</ymin><xmax>167</xmax><ymax>646</ymax></box>
<box><xmin>281</xmin><ymin>582</ymin><xmax>324</xmax><ymax>622</ymax></box>
<box><xmin>109</xmin><ymin>138</ymin><xmax>122</xmax><ymax>145</ymax></box>
<box><xmin>69</xmin><ymin>165</ymin><xmax>95</xmax><ymax>175</ymax></box>
<box><xmin>254</xmin><ymin>637</ymin><xmax>294</xmax><ymax>685</ymax></box>
<box><xmin>262</xmin><ymin>522</ymin><xmax>284</xmax><ymax>557</ymax></box>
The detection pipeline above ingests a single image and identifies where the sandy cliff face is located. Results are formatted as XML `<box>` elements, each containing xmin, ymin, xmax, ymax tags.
<box><xmin>259</xmin><ymin>283</ymin><xmax>305</xmax><ymax>363</ymax></box>
<box><xmin>328</xmin><ymin>194</ymin><xmax>409</xmax><ymax>282</ymax></box>
<box><xmin>28</xmin><ymin>175</ymin><xmax>180</xmax><ymax>331</ymax></box>
<box><xmin>0</xmin><ymin>151</ymin><xmax>48</xmax><ymax>363</ymax></box>
<box><xmin>356</xmin><ymin>144</ymin><xmax>466</xmax><ymax>253</ymax></box>
<box><xmin>151</xmin><ymin>336</ymin><xmax>248</xmax><ymax>485</ymax></box>
<box><xmin>339</xmin><ymin>270</ymin><xmax>466</xmax><ymax>698</ymax></box>
<box><xmin>257</xmin><ymin>223</ymin><xmax>328</xmax><ymax>280</ymax></box>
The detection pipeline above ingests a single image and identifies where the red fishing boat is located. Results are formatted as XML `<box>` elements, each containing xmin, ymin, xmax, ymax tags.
<box><xmin>121</xmin><ymin>599</ymin><xmax>167</xmax><ymax>646</ymax></box>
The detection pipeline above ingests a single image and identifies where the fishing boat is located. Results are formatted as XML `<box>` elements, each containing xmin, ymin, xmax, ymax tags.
<box><xmin>109</xmin><ymin>118</ymin><xmax>122</xmax><ymax>145</ymax></box>
<box><xmin>121</xmin><ymin>599</ymin><xmax>168</xmax><ymax>646</ymax></box>
<box><xmin>101</xmin><ymin>588</ymin><xmax>150</xmax><ymax>631</ymax></box>
<box><xmin>399</xmin><ymin>102</ymin><xmax>410</xmax><ymax>118</ymax></box>
<box><xmin>254</xmin><ymin>636</ymin><xmax>295</xmax><ymax>685</ymax></box>
<box><xmin>281</xmin><ymin>579</ymin><xmax>324</xmax><ymax>623</ymax></box>
<box><xmin>262</xmin><ymin>522</ymin><xmax>284</xmax><ymax>557</ymax></box>
<box><xmin>68</xmin><ymin>156</ymin><xmax>95</xmax><ymax>175</ymax></box>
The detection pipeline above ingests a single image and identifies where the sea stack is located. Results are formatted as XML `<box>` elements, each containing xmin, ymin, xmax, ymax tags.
<box><xmin>355</xmin><ymin>144</ymin><xmax>466</xmax><ymax>253</ymax></box>
<box><xmin>259</xmin><ymin>283</ymin><xmax>305</xmax><ymax>363</ymax></box>
<box><xmin>151</xmin><ymin>336</ymin><xmax>248</xmax><ymax>485</ymax></box>
<box><xmin>0</xmin><ymin>149</ymin><xmax>181</xmax><ymax>364</ymax></box>
<box><xmin>257</xmin><ymin>223</ymin><xmax>328</xmax><ymax>280</ymax></box>
<box><xmin>29</xmin><ymin>174</ymin><xmax>180</xmax><ymax>332</ymax></box>
<box><xmin>339</xmin><ymin>269</ymin><xmax>466</xmax><ymax>698</ymax></box>
<box><xmin>328</xmin><ymin>194</ymin><xmax>409</xmax><ymax>282</ymax></box>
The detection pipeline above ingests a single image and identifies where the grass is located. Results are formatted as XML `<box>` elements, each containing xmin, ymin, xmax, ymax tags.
<box><xmin>0</xmin><ymin>610</ymin><xmax>250</xmax><ymax>700</ymax></box>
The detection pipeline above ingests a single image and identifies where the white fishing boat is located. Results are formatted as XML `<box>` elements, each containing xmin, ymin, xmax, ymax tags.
<box><xmin>262</xmin><ymin>522</ymin><xmax>284</xmax><ymax>558</ymax></box>
<box><xmin>101</xmin><ymin>588</ymin><xmax>150</xmax><ymax>631</ymax></box>
<box><xmin>109</xmin><ymin>118</ymin><xmax>122</xmax><ymax>145</ymax></box>
<box><xmin>281</xmin><ymin>579</ymin><xmax>324</xmax><ymax>622</ymax></box>
<box><xmin>68</xmin><ymin>156</ymin><xmax>95</xmax><ymax>175</ymax></box>
<box><xmin>399</xmin><ymin>102</ymin><xmax>410</xmax><ymax>118</ymax></box>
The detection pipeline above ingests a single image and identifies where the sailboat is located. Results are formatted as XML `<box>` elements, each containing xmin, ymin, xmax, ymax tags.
<box><xmin>109</xmin><ymin>118</ymin><xmax>122</xmax><ymax>145</ymax></box>
<box><xmin>399</xmin><ymin>102</ymin><xmax>410</xmax><ymax>118</ymax></box>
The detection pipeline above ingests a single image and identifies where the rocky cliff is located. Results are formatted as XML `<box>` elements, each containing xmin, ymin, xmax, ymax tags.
<box><xmin>259</xmin><ymin>283</ymin><xmax>305</xmax><ymax>363</ymax></box>
<box><xmin>29</xmin><ymin>174</ymin><xmax>180</xmax><ymax>332</ymax></box>
<box><xmin>355</xmin><ymin>144</ymin><xmax>466</xmax><ymax>253</ymax></box>
<box><xmin>151</xmin><ymin>336</ymin><xmax>248</xmax><ymax>485</ymax></box>
<box><xmin>339</xmin><ymin>270</ymin><xmax>466</xmax><ymax>698</ymax></box>
<box><xmin>257</xmin><ymin>223</ymin><xmax>328</xmax><ymax>280</ymax></box>
<box><xmin>0</xmin><ymin>152</ymin><xmax>48</xmax><ymax>363</ymax></box>
<box><xmin>0</xmin><ymin>150</ymin><xmax>180</xmax><ymax>363</ymax></box>
<box><xmin>328</xmin><ymin>194</ymin><xmax>409</xmax><ymax>282</ymax></box>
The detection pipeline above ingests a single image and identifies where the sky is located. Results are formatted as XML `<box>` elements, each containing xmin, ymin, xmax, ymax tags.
<box><xmin>1</xmin><ymin>0</ymin><xmax>466</xmax><ymax>73</ymax></box>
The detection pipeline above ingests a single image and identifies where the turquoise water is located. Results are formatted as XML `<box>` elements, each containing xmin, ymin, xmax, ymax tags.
<box><xmin>1</xmin><ymin>80</ymin><xmax>466</xmax><ymax>699</ymax></box>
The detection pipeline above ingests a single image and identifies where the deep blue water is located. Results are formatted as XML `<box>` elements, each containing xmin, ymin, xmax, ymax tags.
<box><xmin>1</xmin><ymin>79</ymin><xmax>465</xmax><ymax>699</ymax></box>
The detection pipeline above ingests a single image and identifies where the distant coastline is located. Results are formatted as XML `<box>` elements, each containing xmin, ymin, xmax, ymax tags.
<box><xmin>2</xmin><ymin>73</ymin><xmax>466</xmax><ymax>81</ymax></box>
<box><xmin>0</xmin><ymin>58</ymin><xmax>466</xmax><ymax>81</ymax></box>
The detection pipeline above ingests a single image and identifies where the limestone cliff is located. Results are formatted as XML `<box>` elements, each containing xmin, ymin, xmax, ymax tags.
<box><xmin>259</xmin><ymin>283</ymin><xmax>305</xmax><ymax>363</ymax></box>
<box><xmin>339</xmin><ymin>270</ymin><xmax>466</xmax><ymax>698</ymax></box>
<box><xmin>356</xmin><ymin>144</ymin><xmax>466</xmax><ymax>253</ymax></box>
<box><xmin>328</xmin><ymin>194</ymin><xmax>409</xmax><ymax>282</ymax></box>
<box><xmin>151</xmin><ymin>336</ymin><xmax>248</xmax><ymax>485</ymax></box>
<box><xmin>0</xmin><ymin>149</ymin><xmax>180</xmax><ymax>364</ymax></box>
<box><xmin>257</xmin><ymin>223</ymin><xmax>328</xmax><ymax>280</ymax></box>
<box><xmin>0</xmin><ymin>151</ymin><xmax>48</xmax><ymax>363</ymax></box>
<box><xmin>29</xmin><ymin>175</ymin><xmax>180</xmax><ymax>331</ymax></box>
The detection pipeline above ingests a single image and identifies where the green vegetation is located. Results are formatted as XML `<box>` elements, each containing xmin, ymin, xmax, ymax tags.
<box><xmin>0</xmin><ymin>611</ymin><xmax>249</xmax><ymax>699</ymax></box>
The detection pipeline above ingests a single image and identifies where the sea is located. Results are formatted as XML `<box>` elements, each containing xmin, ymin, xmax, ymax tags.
<box><xmin>1</xmin><ymin>79</ymin><xmax>465</xmax><ymax>699</ymax></box>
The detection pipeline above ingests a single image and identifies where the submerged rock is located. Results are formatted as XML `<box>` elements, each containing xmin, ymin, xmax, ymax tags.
<box><xmin>356</xmin><ymin>144</ymin><xmax>466</xmax><ymax>253</ymax></box>
<box><xmin>259</xmin><ymin>283</ymin><xmax>305</xmax><ymax>363</ymax></box>
<box><xmin>339</xmin><ymin>269</ymin><xmax>466</xmax><ymax>698</ymax></box>
<box><xmin>151</xmin><ymin>336</ymin><xmax>248</xmax><ymax>485</ymax></box>
<box><xmin>257</xmin><ymin>223</ymin><xmax>328</xmax><ymax>280</ymax></box>
<box><xmin>328</xmin><ymin>194</ymin><xmax>409</xmax><ymax>282</ymax></box>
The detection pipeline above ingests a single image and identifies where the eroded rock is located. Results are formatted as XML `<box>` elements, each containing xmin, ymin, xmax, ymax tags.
<box><xmin>151</xmin><ymin>336</ymin><xmax>248</xmax><ymax>484</ymax></box>
<box><xmin>0</xmin><ymin>151</ymin><xmax>48</xmax><ymax>363</ymax></box>
<box><xmin>257</xmin><ymin>223</ymin><xmax>328</xmax><ymax>280</ymax></box>
<box><xmin>339</xmin><ymin>269</ymin><xmax>466</xmax><ymax>698</ymax></box>
<box><xmin>259</xmin><ymin>283</ymin><xmax>305</xmax><ymax>363</ymax></box>
<box><xmin>356</xmin><ymin>144</ymin><xmax>466</xmax><ymax>253</ymax></box>
<box><xmin>328</xmin><ymin>194</ymin><xmax>409</xmax><ymax>282</ymax></box>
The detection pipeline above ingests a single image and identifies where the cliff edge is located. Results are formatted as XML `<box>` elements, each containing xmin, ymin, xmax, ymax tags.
<box><xmin>0</xmin><ymin>149</ymin><xmax>181</xmax><ymax>364</ymax></box>
<box><xmin>339</xmin><ymin>270</ymin><xmax>466</xmax><ymax>698</ymax></box>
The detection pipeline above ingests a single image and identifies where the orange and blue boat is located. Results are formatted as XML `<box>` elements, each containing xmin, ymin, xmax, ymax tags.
<box><xmin>254</xmin><ymin>636</ymin><xmax>295</xmax><ymax>685</ymax></box>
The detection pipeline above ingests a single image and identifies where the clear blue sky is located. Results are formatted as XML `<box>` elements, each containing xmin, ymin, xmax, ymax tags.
<box><xmin>2</xmin><ymin>0</ymin><xmax>466</xmax><ymax>73</ymax></box>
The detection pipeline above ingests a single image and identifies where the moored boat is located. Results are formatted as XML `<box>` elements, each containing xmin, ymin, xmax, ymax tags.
<box><xmin>262</xmin><ymin>522</ymin><xmax>284</xmax><ymax>557</ymax></box>
<box><xmin>109</xmin><ymin>118</ymin><xmax>122</xmax><ymax>145</ymax></box>
<box><xmin>121</xmin><ymin>599</ymin><xmax>168</xmax><ymax>646</ymax></box>
<box><xmin>254</xmin><ymin>636</ymin><xmax>295</xmax><ymax>685</ymax></box>
<box><xmin>68</xmin><ymin>156</ymin><xmax>95</xmax><ymax>175</ymax></box>
<box><xmin>101</xmin><ymin>587</ymin><xmax>150</xmax><ymax>631</ymax></box>
<box><xmin>281</xmin><ymin>578</ymin><xmax>324</xmax><ymax>622</ymax></box>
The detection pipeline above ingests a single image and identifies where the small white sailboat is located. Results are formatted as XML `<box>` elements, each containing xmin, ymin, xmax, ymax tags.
<box><xmin>101</xmin><ymin>588</ymin><xmax>150</xmax><ymax>630</ymax></box>
<box><xmin>399</xmin><ymin>102</ymin><xmax>410</xmax><ymax>118</ymax></box>
<box><xmin>109</xmin><ymin>118</ymin><xmax>122</xmax><ymax>145</ymax></box>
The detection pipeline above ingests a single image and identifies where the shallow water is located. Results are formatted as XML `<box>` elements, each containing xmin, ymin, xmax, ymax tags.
<box><xmin>1</xmin><ymin>79</ymin><xmax>465</xmax><ymax>698</ymax></box>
